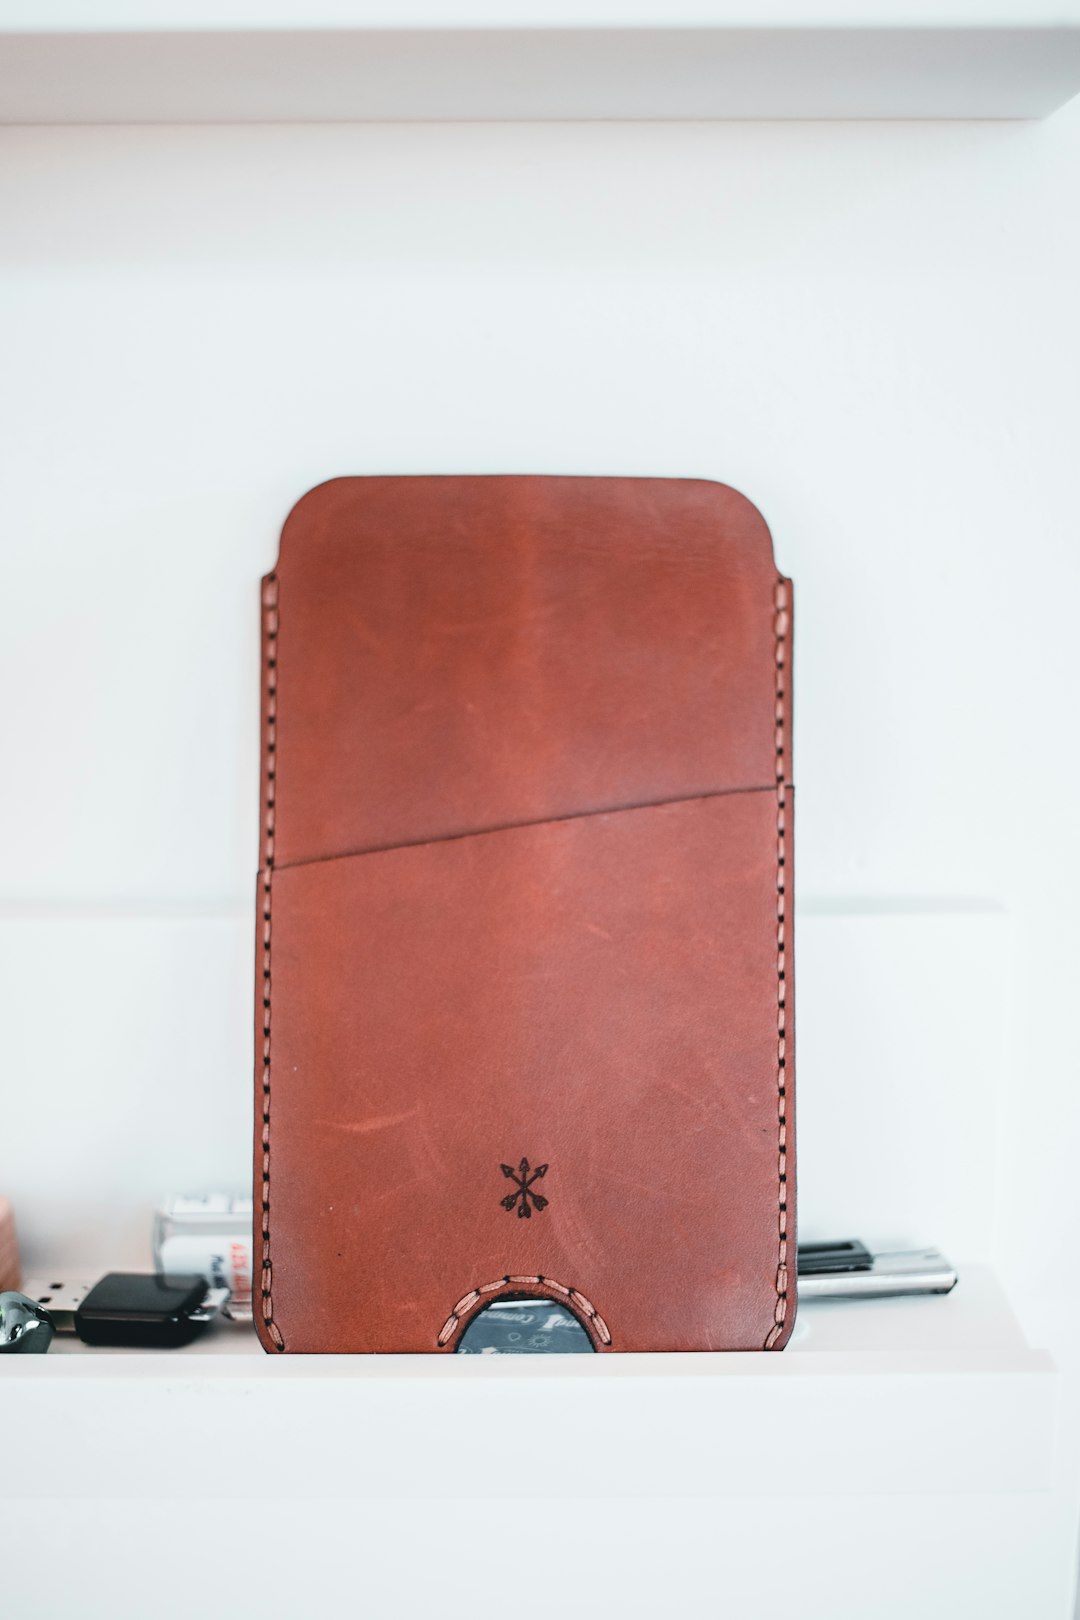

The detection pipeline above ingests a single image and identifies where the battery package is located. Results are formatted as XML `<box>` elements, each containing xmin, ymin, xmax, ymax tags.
<box><xmin>153</xmin><ymin>1195</ymin><xmax>253</xmax><ymax>1319</ymax></box>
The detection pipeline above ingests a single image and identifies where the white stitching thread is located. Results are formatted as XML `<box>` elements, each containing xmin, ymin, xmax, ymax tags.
<box><xmin>764</xmin><ymin>579</ymin><xmax>790</xmax><ymax>1351</ymax></box>
<box><xmin>260</xmin><ymin>576</ymin><xmax>284</xmax><ymax>1352</ymax></box>
<box><xmin>437</xmin><ymin>1276</ymin><xmax>612</xmax><ymax>1349</ymax></box>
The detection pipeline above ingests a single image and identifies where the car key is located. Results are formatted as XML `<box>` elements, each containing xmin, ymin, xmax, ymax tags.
<box><xmin>20</xmin><ymin>1273</ymin><xmax>229</xmax><ymax>1348</ymax></box>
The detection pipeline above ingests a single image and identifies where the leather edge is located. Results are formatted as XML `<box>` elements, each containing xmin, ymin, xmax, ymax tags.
<box><xmin>271</xmin><ymin>473</ymin><xmax>781</xmax><ymax>575</ymax></box>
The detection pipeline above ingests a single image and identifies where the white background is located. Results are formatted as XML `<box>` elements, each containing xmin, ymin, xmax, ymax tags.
<box><xmin>2</xmin><ymin>67</ymin><xmax>1079</xmax><ymax>1620</ymax></box>
<box><xmin>4</xmin><ymin>109</ymin><xmax>1078</xmax><ymax>1332</ymax></box>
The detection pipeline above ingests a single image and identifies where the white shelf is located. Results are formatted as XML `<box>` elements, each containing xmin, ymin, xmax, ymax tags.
<box><xmin>2</xmin><ymin>11</ymin><xmax>1080</xmax><ymax>122</ymax></box>
<box><xmin>5</xmin><ymin>1267</ymin><xmax>1056</xmax><ymax>1500</ymax></box>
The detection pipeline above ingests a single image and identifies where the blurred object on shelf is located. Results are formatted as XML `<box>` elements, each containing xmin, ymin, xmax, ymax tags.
<box><xmin>798</xmin><ymin>1242</ymin><xmax>957</xmax><ymax>1300</ymax></box>
<box><xmin>0</xmin><ymin>1290</ymin><xmax>53</xmax><ymax>1353</ymax></box>
<box><xmin>0</xmin><ymin>1195</ymin><xmax>21</xmax><ymax>1292</ymax></box>
<box><xmin>153</xmin><ymin>1194</ymin><xmax>252</xmax><ymax>1319</ymax></box>
<box><xmin>798</xmin><ymin>1239</ymin><xmax>874</xmax><ymax>1277</ymax></box>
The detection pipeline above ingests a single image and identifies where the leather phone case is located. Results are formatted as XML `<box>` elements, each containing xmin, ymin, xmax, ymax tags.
<box><xmin>255</xmin><ymin>475</ymin><xmax>794</xmax><ymax>1353</ymax></box>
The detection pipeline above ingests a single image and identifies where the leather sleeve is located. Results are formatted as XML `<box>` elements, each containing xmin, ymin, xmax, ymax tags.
<box><xmin>255</xmin><ymin>475</ymin><xmax>794</xmax><ymax>1354</ymax></box>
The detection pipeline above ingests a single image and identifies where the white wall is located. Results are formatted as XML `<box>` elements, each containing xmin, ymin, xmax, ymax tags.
<box><xmin>1</xmin><ymin>112</ymin><xmax>1078</xmax><ymax>1363</ymax></box>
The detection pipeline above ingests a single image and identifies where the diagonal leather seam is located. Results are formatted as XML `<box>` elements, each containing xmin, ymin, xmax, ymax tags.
<box><xmin>269</xmin><ymin>781</ymin><xmax>789</xmax><ymax>875</ymax></box>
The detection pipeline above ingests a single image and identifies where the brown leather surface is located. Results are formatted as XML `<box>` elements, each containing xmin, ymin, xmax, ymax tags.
<box><xmin>256</xmin><ymin>475</ymin><xmax>794</xmax><ymax>1353</ymax></box>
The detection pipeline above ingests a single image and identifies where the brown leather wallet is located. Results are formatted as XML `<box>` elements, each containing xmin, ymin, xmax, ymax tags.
<box><xmin>255</xmin><ymin>475</ymin><xmax>794</xmax><ymax>1353</ymax></box>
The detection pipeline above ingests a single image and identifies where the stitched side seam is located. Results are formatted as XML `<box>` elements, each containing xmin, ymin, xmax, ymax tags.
<box><xmin>260</xmin><ymin>575</ymin><xmax>284</xmax><ymax>1351</ymax></box>
<box><xmin>765</xmin><ymin>579</ymin><xmax>790</xmax><ymax>1350</ymax></box>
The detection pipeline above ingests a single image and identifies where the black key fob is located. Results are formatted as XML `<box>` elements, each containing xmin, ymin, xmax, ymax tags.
<box><xmin>74</xmin><ymin>1273</ymin><xmax>226</xmax><ymax>1348</ymax></box>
